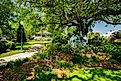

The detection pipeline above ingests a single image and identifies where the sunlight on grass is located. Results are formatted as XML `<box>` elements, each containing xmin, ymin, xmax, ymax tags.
<box><xmin>0</xmin><ymin>40</ymin><xmax>50</xmax><ymax>58</ymax></box>
<box><xmin>27</xmin><ymin>40</ymin><xmax>51</xmax><ymax>45</ymax></box>
<box><xmin>68</xmin><ymin>68</ymin><xmax>121</xmax><ymax>81</ymax></box>
<box><xmin>0</xmin><ymin>50</ymin><xmax>20</xmax><ymax>58</ymax></box>
<box><xmin>16</xmin><ymin>45</ymin><xmax>32</xmax><ymax>50</ymax></box>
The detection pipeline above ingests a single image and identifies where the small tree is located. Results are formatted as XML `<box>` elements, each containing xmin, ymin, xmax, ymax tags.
<box><xmin>17</xmin><ymin>22</ymin><xmax>27</xmax><ymax>43</ymax></box>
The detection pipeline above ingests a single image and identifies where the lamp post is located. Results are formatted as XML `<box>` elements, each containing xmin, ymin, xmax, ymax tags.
<box><xmin>20</xmin><ymin>27</ymin><xmax>23</xmax><ymax>52</ymax></box>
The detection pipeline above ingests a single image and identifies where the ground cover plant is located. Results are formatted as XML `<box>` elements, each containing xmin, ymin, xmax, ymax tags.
<box><xmin>0</xmin><ymin>44</ymin><xmax>121</xmax><ymax>81</ymax></box>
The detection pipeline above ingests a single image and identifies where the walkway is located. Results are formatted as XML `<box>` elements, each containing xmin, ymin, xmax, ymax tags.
<box><xmin>0</xmin><ymin>51</ymin><xmax>38</xmax><ymax>64</ymax></box>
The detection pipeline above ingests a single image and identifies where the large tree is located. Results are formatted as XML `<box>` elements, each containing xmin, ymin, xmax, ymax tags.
<box><xmin>0</xmin><ymin>0</ymin><xmax>16</xmax><ymax>37</ymax></box>
<box><xmin>25</xmin><ymin>0</ymin><xmax>121</xmax><ymax>35</ymax></box>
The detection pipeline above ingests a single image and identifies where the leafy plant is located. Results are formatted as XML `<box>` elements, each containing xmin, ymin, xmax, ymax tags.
<box><xmin>22</xmin><ymin>57</ymin><xmax>29</xmax><ymax>63</ymax></box>
<box><xmin>102</xmin><ymin>43</ymin><xmax>118</xmax><ymax>53</ymax></box>
<box><xmin>37</xmin><ymin>51</ymin><xmax>48</xmax><ymax>59</ymax></box>
<box><xmin>57</xmin><ymin>60</ymin><xmax>72</xmax><ymax>68</ymax></box>
<box><xmin>112</xmin><ymin>50</ymin><xmax>121</xmax><ymax>62</ymax></box>
<box><xmin>72</xmin><ymin>54</ymin><xmax>88</xmax><ymax>64</ymax></box>
<box><xmin>6</xmin><ymin>40</ymin><xmax>16</xmax><ymax>49</ymax></box>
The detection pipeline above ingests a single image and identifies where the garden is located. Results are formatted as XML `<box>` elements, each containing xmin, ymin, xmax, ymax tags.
<box><xmin>0</xmin><ymin>0</ymin><xmax>121</xmax><ymax>81</ymax></box>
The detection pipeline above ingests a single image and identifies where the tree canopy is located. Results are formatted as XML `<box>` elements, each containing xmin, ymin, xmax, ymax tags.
<box><xmin>26</xmin><ymin>0</ymin><xmax>121</xmax><ymax>35</ymax></box>
<box><xmin>0</xmin><ymin>0</ymin><xmax>121</xmax><ymax>38</ymax></box>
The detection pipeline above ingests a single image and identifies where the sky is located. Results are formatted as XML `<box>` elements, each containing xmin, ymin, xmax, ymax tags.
<box><xmin>93</xmin><ymin>22</ymin><xmax>121</xmax><ymax>34</ymax></box>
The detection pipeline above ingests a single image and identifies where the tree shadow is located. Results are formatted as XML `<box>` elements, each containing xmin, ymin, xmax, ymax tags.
<box><xmin>32</xmin><ymin>68</ymin><xmax>121</xmax><ymax>81</ymax></box>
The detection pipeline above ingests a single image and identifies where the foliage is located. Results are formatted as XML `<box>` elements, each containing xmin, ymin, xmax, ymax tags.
<box><xmin>0</xmin><ymin>0</ymin><xmax>15</xmax><ymax>37</ymax></box>
<box><xmin>72</xmin><ymin>54</ymin><xmax>86</xmax><ymax>64</ymax></box>
<box><xmin>0</xmin><ymin>40</ymin><xmax>16</xmax><ymax>54</ymax></box>
<box><xmin>0</xmin><ymin>58</ymin><xmax>29</xmax><ymax>69</ymax></box>
<box><xmin>22</xmin><ymin>57</ymin><xmax>29</xmax><ymax>62</ymax></box>
<box><xmin>87</xmin><ymin>32</ymin><xmax>103</xmax><ymax>45</ymax></box>
<box><xmin>112</xmin><ymin>49</ymin><xmax>121</xmax><ymax>62</ymax></box>
<box><xmin>47</xmin><ymin>31</ymin><xmax>71</xmax><ymax>54</ymax></box>
<box><xmin>6</xmin><ymin>59</ymin><xmax>22</xmax><ymax>68</ymax></box>
<box><xmin>0</xmin><ymin>41</ymin><xmax>6</xmax><ymax>53</ymax></box>
<box><xmin>102</xmin><ymin>43</ymin><xmax>118</xmax><ymax>53</ymax></box>
<box><xmin>27</xmin><ymin>0</ymin><xmax>121</xmax><ymax>35</ymax></box>
<box><xmin>52</xmin><ymin>32</ymin><xmax>69</xmax><ymax>45</ymax></box>
<box><xmin>36</xmin><ymin>51</ymin><xmax>48</xmax><ymax>59</ymax></box>
<box><xmin>6</xmin><ymin>40</ymin><xmax>16</xmax><ymax>49</ymax></box>
<box><xmin>112</xmin><ymin>30</ymin><xmax>121</xmax><ymax>39</ymax></box>
<box><xmin>87</xmin><ymin>32</ymin><xmax>100</xmax><ymax>40</ymax></box>
<box><xmin>34</xmin><ymin>66</ymin><xmax>55</xmax><ymax>81</ymax></box>
<box><xmin>57</xmin><ymin>60</ymin><xmax>72</xmax><ymax>68</ymax></box>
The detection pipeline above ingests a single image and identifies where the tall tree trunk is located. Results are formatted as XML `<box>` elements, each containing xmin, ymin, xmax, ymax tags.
<box><xmin>76</xmin><ymin>19</ymin><xmax>88</xmax><ymax>36</ymax></box>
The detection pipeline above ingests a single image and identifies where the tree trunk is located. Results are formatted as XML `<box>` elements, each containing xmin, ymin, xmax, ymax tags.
<box><xmin>76</xmin><ymin>19</ymin><xmax>89</xmax><ymax>36</ymax></box>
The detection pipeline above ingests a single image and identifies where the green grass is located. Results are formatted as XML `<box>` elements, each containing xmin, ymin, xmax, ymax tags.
<box><xmin>0</xmin><ymin>40</ymin><xmax>51</xmax><ymax>58</ymax></box>
<box><xmin>16</xmin><ymin>45</ymin><xmax>32</xmax><ymax>50</ymax></box>
<box><xmin>32</xmin><ymin>68</ymin><xmax>121</xmax><ymax>81</ymax></box>
<box><xmin>0</xmin><ymin>50</ymin><xmax>20</xmax><ymax>58</ymax></box>
<box><xmin>27</xmin><ymin>40</ymin><xmax>51</xmax><ymax>45</ymax></box>
<box><xmin>67</xmin><ymin>68</ymin><xmax>121</xmax><ymax>81</ymax></box>
<box><xmin>50</xmin><ymin>68</ymin><xmax>121</xmax><ymax>81</ymax></box>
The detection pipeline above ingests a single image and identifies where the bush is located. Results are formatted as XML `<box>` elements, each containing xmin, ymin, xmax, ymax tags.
<box><xmin>0</xmin><ymin>41</ymin><xmax>7</xmax><ymax>53</ymax></box>
<box><xmin>37</xmin><ymin>51</ymin><xmax>48</xmax><ymax>59</ymax></box>
<box><xmin>102</xmin><ymin>43</ymin><xmax>118</xmax><ymax>53</ymax></box>
<box><xmin>72</xmin><ymin>54</ymin><xmax>88</xmax><ymax>64</ymax></box>
<box><xmin>112</xmin><ymin>50</ymin><xmax>121</xmax><ymax>62</ymax></box>
<box><xmin>0</xmin><ymin>40</ymin><xmax>16</xmax><ymax>54</ymax></box>
<box><xmin>57</xmin><ymin>60</ymin><xmax>72</xmax><ymax>68</ymax></box>
<box><xmin>52</xmin><ymin>33</ymin><xmax>68</xmax><ymax>45</ymax></box>
<box><xmin>47</xmin><ymin>43</ymin><xmax>61</xmax><ymax>54</ymax></box>
<box><xmin>6</xmin><ymin>40</ymin><xmax>16</xmax><ymax>49</ymax></box>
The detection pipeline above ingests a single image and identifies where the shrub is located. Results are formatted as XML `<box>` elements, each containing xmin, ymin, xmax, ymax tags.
<box><xmin>0</xmin><ymin>40</ymin><xmax>16</xmax><ymax>53</ymax></box>
<box><xmin>102</xmin><ymin>43</ymin><xmax>118</xmax><ymax>53</ymax></box>
<box><xmin>6</xmin><ymin>61</ymin><xmax>15</xmax><ymax>68</ymax></box>
<box><xmin>112</xmin><ymin>50</ymin><xmax>121</xmax><ymax>62</ymax></box>
<box><xmin>57</xmin><ymin>60</ymin><xmax>72</xmax><ymax>68</ymax></box>
<box><xmin>14</xmin><ymin>59</ymin><xmax>22</xmax><ymax>67</ymax></box>
<box><xmin>72</xmin><ymin>54</ymin><xmax>88</xmax><ymax>64</ymax></box>
<box><xmin>37</xmin><ymin>51</ymin><xmax>48</xmax><ymax>59</ymax></box>
<box><xmin>6</xmin><ymin>40</ymin><xmax>16</xmax><ymax>49</ymax></box>
<box><xmin>0</xmin><ymin>41</ymin><xmax>7</xmax><ymax>53</ymax></box>
<box><xmin>47</xmin><ymin>43</ymin><xmax>60</xmax><ymax>54</ymax></box>
<box><xmin>22</xmin><ymin>57</ymin><xmax>29</xmax><ymax>63</ymax></box>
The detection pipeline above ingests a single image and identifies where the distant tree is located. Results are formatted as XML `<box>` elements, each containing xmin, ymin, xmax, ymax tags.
<box><xmin>112</xmin><ymin>30</ymin><xmax>121</xmax><ymax>39</ymax></box>
<box><xmin>17</xmin><ymin>22</ymin><xmax>27</xmax><ymax>43</ymax></box>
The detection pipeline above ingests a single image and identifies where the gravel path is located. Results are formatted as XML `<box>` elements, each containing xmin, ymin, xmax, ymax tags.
<box><xmin>0</xmin><ymin>51</ymin><xmax>38</xmax><ymax>64</ymax></box>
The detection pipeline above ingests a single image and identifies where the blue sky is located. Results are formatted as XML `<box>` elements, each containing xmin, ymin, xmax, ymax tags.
<box><xmin>93</xmin><ymin>22</ymin><xmax>121</xmax><ymax>34</ymax></box>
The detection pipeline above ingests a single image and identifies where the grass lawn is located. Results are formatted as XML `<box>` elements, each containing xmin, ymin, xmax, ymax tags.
<box><xmin>0</xmin><ymin>40</ymin><xmax>51</xmax><ymax>58</ymax></box>
<box><xmin>64</xmin><ymin>68</ymin><xmax>121</xmax><ymax>81</ymax></box>
<box><xmin>0</xmin><ymin>50</ymin><xmax>20</xmax><ymax>58</ymax></box>
<box><xmin>44</xmin><ymin>68</ymin><xmax>121</xmax><ymax>81</ymax></box>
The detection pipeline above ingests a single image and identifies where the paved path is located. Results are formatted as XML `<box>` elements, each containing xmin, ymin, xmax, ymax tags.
<box><xmin>0</xmin><ymin>51</ymin><xmax>38</xmax><ymax>64</ymax></box>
